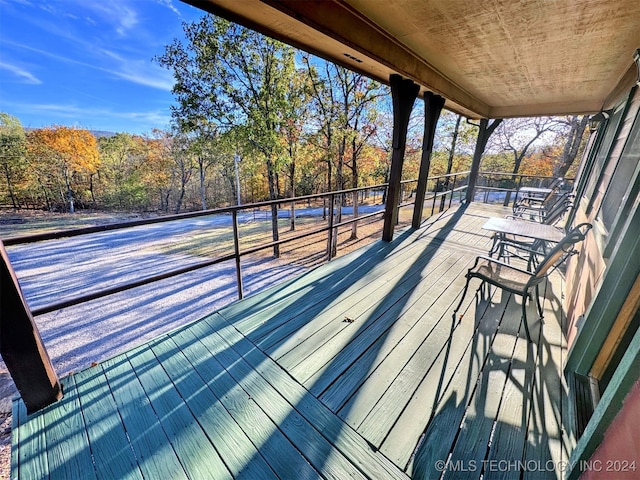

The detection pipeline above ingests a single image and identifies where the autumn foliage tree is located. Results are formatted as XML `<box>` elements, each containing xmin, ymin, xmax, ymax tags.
<box><xmin>0</xmin><ymin>113</ymin><xmax>27</xmax><ymax>209</ymax></box>
<box><xmin>26</xmin><ymin>126</ymin><xmax>99</xmax><ymax>213</ymax></box>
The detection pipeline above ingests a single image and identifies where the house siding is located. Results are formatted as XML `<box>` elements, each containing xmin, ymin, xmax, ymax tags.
<box><xmin>565</xmin><ymin>86</ymin><xmax>640</xmax><ymax>350</ymax></box>
<box><xmin>579</xmin><ymin>378</ymin><xmax>640</xmax><ymax>480</ymax></box>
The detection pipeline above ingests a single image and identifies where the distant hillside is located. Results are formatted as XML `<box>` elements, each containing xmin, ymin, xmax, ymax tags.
<box><xmin>24</xmin><ymin>127</ymin><xmax>117</xmax><ymax>138</ymax></box>
<box><xmin>89</xmin><ymin>130</ymin><xmax>117</xmax><ymax>138</ymax></box>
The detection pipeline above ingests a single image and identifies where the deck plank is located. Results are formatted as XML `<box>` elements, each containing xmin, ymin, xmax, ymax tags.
<box><xmin>220</xmin><ymin>235</ymin><xmax>408</xmax><ymax>334</ymax></box>
<box><xmin>523</xmin><ymin>275</ymin><xmax>570</xmax><ymax>480</ymax></box>
<box><xmin>378</xmin><ymin>288</ymin><xmax>494</xmax><ymax>468</ymax></box>
<box><xmin>441</xmin><ymin>308</ymin><xmax>522</xmax><ymax>480</ymax></box>
<box><xmin>40</xmin><ymin>374</ymin><xmax>96</xmax><ymax>480</ymax></box>
<box><xmin>201</xmin><ymin>313</ymin><xmax>410</xmax><ymax>480</ymax></box>
<box><xmin>101</xmin><ymin>355</ymin><xmax>189</xmax><ymax>480</ymax></box>
<box><xmin>279</xmin><ymin>248</ymin><xmax>453</xmax><ymax>383</ymax></box>
<box><xmin>191</xmin><ymin>316</ymin><xmax>371</xmax><ymax>480</ymax></box>
<box><xmin>319</xmin><ymin>252</ymin><xmax>470</xmax><ymax>414</ymax></box>
<box><xmin>483</xmin><ymin>318</ymin><xmax>539</xmax><ymax>480</ymax></box>
<box><xmin>407</xmin><ymin>291</ymin><xmax>507</xmax><ymax>479</ymax></box>
<box><xmin>149</xmin><ymin>335</ymin><xmax>280</xmax><ymax>480</ymax></box>
<box><xmin>72</xmin><ymin>366</ymin><xmax>143</xmax><ymax>479</ymax></box>
<box><xmin>334</xmin><ymin>253</ymin><xmax>473</xmax><ymax>431</ymax></box>
<box><xmin>13</xmin><ymin>397</ymin><xmax>48</xmax><ymax>480</ymax></box>
<box><xmin>126</xmin><ymin>344</ymin><xmax>232</xmax><ymax>480</ymax></box>
<box><xmin>259</xmin><ymin>240</ymin><xmax>449</xmax><ymax>355</ymax></box>
<box><xmin>239</xmin><ymin>230</ymin><xmax>443</xmax><ymax>353</ymax></box>
<box><xmin>169</xmin><ymin>325</ymin><xmax>322</xmax><ymax>480</ymax></box>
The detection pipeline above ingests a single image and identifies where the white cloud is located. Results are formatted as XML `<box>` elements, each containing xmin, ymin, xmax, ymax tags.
<box><xmin>11</xmin><ymin>102</ymin><xmax>172</xmax><ymax>131</ymax></box>
<box><xmin>96</xmin><ymin>49</ymin><xmax>174</xmax><ymax>91</ymax></box>
<box><xmin>111</xmin><ymin>62</ymin><xmax>175</xmax><ymax>91</ymax></box>
<box><xmin>158</xmin><ymin>0</ymin><xmax>180</xmax><ymax>17</ymax></box>
<box><xmin>0</xmin><ymin>62</ymin><xmax>42</xmax><ymax>84</ymax></box>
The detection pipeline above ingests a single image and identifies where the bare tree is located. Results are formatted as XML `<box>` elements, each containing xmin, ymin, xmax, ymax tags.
<box><xmin>490</xmin><ymin>116</ymin><xmax>564</xmax><ymax>203</ymax></box>
<box><xmin>554</xmin><ymin>115</ymin><xmax>589</xmax><ymax>178</ymax></box>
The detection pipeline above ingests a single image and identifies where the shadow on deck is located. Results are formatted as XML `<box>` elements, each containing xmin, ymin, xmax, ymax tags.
<box><xmin>11</xmin><ymin>203</ymin><xmax>575</xmax><ymax>479</ymax></box>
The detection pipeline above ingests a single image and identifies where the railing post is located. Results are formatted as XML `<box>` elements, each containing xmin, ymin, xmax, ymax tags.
<box><xmin>327</xmin><ymin>193</ymin><xmax>335</xmax><ymax>260</ymax></box>
<box><xmin>1</xmin><ymin>241</ymin><xmax>62</xmax><ymax>413</ymax></box>
<box><xmin>431</xmin><ymin>182</ymin><xmax>438</xmax><ymax>216</ymax></box>
<box><xmin>449</xmin><ymin>175</ymin><xmax>457</xmax><ymax>208</ymax></box>
<box><xmin>232</xmin><ymin>210</ymin><xmax>244</xmax><ymax>300</ymax></box>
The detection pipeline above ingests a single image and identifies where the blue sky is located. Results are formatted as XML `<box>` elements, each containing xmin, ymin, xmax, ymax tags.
<box><xmin>0</xmin><ymin>0</ymin><xmax>204</xmax><ymax>134</ymax></box>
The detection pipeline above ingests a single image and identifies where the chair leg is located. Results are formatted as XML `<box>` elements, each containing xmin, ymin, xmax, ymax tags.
<box><xmin>535</xmin><ymin>284</ymin><xmax>544</xmax><ymax>318</ymax></box>
<box><xmin>453</xmin><ymin>274</ymin><xmax>472</xmax><ymax>318</ymax></box>
<box><xmin>522</xmin><ymin>296</ymin><xmax>532</xmax><ymax>343</ymax></box>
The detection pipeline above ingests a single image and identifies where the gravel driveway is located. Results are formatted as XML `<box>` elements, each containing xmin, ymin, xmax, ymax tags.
<box><xmin>1</xmin><ymin>213</ymin><xmax>319</xmax><ymax>405</ymax></box>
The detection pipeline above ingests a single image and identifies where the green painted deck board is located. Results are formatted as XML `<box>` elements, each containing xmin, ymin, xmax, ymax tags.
<box><xmin>101</xmin><ymin>356</ymin><xmax>189</xmax><ymax>480</ymax></box>
<box><xmin>149</xmin><ymin>335</ymin><xmax>280</xmax><ymax>480</ymax></box>
<box><xmin>483</xmin><ymin>327</ymin><xmax>538</xmax><ymax>480</ymax></box>
<box><xmin>72</xmin><ymin>367</ymin><xmax>143</xmax><ymax>479</ymax></box>
<box><xmin>319</xmin><ymin>252</ymin><xmax>469</xmax><ymax>414</ymax></box>
<box><xmin>522</xmin><ymin>273</ymin><xmax>571</xmax><ymax>480</ymax></box>
<box><xmin>258</xmin><ymin>240</ymin><xmax>449</xmax><ymax>355</ymax></box>
<box><xmin>337</xmin><ymin>254</ymin><xmax>473</xmax><ymax>412</ymax></box>
<box><xmin>201</xmin><ymin>313</ymin><xmax>410</xmax><ymax>480</ymax></box>
<box><xmin>379</xmin><ymin>290</ymin><xmax>494</xmax><ymax>468</ymax></box>
<box><xmin>196</xmin><ymin>315</ymin><xmax>377</xmax><ymax>480</ymax></box>
<box><xmin>280</xmin><ymin>248</ymin><xmax>454</xmax><ymax>385</ymax></box>
<box><xmin>169</xmin><ymin>325</ymin><xmax>321</xmax><ymax>480</ymax></box>
<box><xmin>12</xmin><ymin>203</ymin><xmax>571</xmax><ymax>480</ymax></box>
<box><xmin>441</xmin><ymin>305</ymin><xmax>522</xmax><ymax>480</ymax></box>
<box><xmin>13</xmin><ymin>397</ymin><xmax>48</xmax><ymax>480</ymax></box>
<box><xmin>350</xmin><ymin>260</ymin><xmax>482</xmax><ymax>446</ymax></box>
<box><xmin>41</xmin><ymin>374</ymin><xmax>96</xmax><ymax>480</ymax></box>
<box><xmin>126</xmin><ymin>344</ymin><xmax>232</xmax><ymax>480</ymax></box>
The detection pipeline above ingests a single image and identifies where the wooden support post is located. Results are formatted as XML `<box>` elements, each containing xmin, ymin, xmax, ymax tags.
<box><xmin>383</xmin><ymin>74</ymin><xmax>420</xmax><ymax>242</ymax></box>
<box><xmin>465</xmin><ymin>118</ymin><xmax>502</xmax><ymax>204</ymax></box>
<box><xmin>0</xmin><ymin>241</ymin><xmax>61</xmax><ymax>413</ymax></box>
<box><xmin>412</xmin><ymin>92</ymin><xmax>445</xmax><ymax>229</ymax></box>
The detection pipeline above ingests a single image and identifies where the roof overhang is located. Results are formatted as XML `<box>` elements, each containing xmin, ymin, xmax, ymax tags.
<box><xmin>183</xmin><ymin>0</ymin><xmax>640</xmax><ymax>119</ymax></box>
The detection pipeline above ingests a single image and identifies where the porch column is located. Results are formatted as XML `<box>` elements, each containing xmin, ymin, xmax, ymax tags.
<box><xmin>412</xmin><ymin>92</ymin><xmax>445</xmax><ymax>228</ymax></box>
<box><xmin>1</xmin><ymin>241</ymin><xmax>62</xmax><ymax>413</ymax></box>
<box><xmin>465</xmin><ymin>118</ymin><xmax>502</xmax><ymax>204</ymax></box>
<box><xmin>383</xmin><ymin>74</ymin><xmax>420</xmax><ymax>242</ymax></box>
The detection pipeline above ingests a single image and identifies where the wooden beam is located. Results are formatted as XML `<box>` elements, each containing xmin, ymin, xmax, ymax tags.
<box><xmin>0</xmin><ymin>241</ymin><xmax>61</xmax><ymax>413</ymax></box>
<box><xmin>412</xmin><ymin>92</ymin><xmax>445</xmax><ymax>229</ymax></box>
<box><xmin>382</xmin><ymin>75</ymin><xmax>420</xmax><ymax>242</ymax></box>
<box><xmin>383</xmin><ymin>75</ymin><xmax>420</xmax><ymax>242</ymax></box>
<box><xmin>465</xmin><ymin>118</ymin><xmax>502</xmax><ymax>204</ymax></box>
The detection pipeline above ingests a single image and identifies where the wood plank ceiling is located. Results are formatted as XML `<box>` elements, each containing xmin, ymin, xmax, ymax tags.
<box><xmin>183</xmin><ymin>0</ymin><xmax>640</xmax><ymax>119</ymax></box>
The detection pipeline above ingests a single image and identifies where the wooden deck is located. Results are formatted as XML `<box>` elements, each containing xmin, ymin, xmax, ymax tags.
<box><xmin>11</xmin><ymin>203</ymin><xmax>575</xmax><ymax>479</ymax></box>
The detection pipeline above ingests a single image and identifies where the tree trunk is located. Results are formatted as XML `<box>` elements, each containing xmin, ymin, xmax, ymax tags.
<box><xmin>266</xmin><ymin>156</ymin><xmax>280</xmax><ymax>258</ymax></box>
<box><xmin>555</xmin><ymin>115</ymin><xmax>589</xmax><ymax>178</ymax></box>
<box><xmin>350</xmin><ymin>136</ymin><xmax>359</xmax><ymax>240</ymax></box>
<box><xmin>441</xmin><ymin>114</ymin><xmax>461</xmax><ymax>211</ymax></box>
<box><xmin>2</xmin><ymin>163</ymin><xmax>18</xmax><ymax>210</ymax></box>
<box><xmin>465</xmin><ymin>118</ymin><xmax>502</xmax><ymax>204</ymax></box>
<box><xmin>64</xmin><ymin>168</ymin><xmax>74</xmax><ymax>214</ymax></box>
<box><xmin>289</xmin><ymin>159</ymin><xmax>296</xmax><ymax>231</ymax></box>
<box><xmin>198</xmin><ymin>157</ymin><xmax>207</xmax><ymax>210</ymax></box>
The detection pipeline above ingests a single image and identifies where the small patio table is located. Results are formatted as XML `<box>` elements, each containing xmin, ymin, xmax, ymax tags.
<box><xmin>515</xmin><ymin>186</ymin><xmax>552</xmax><ymax>202</ymax></box>
<box><xmin>482</xmin><ymin>217</ymin><xmax>565</xmax><ymax>263</ymax></box>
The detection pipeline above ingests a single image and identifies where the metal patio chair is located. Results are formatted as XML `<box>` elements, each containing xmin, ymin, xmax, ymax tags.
<box><xmin>512</xmin><ymin>189</ymin><xmax>573</xmax><ymax>223</ymax></box>
<box><xmin>453</xmin><ymin>223</ymin><xmax>592</xmax><ymax>342</ymax></box>
<box><xmin>492</xmin><ymin>198</ymin><xmax>574</xmax><ymax>269</ymax></box>
<box><xmin>513</xmin><ymin>177</ymin><xmax>564</xmax><ymax>212</ymax></box>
